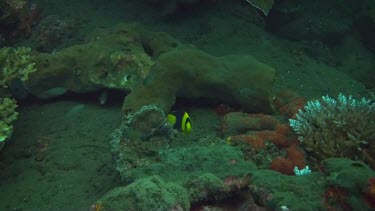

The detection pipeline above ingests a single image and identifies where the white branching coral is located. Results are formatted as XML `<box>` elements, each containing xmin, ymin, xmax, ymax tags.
<box><xmin>289</xmin><ymin>93</ymin><xmax>375</xmax><ymax>165</ymax></box>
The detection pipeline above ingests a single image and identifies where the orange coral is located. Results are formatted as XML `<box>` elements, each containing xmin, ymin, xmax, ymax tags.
<box><xmin>228</xmin><ymin>130</ymin><xmax>289</xmax><ymax>150</ymax></box>
<box><xmin>275</xmin><ymin>123</ymin><xmax>290</xmax><ymax>135</ymax></box>
<box><xmin>220</xmin><ymin>112</ymin><xmax>281</xmax><ymax>137</ymax></box>
<box><xmin>221</xmin><ymin>108</ymin><xmax>307</xmax><ymax>175</ymax></box>
<box><xmin>228</xmin><ymin>134</ymin><xmax>266</xmax><ymax>150</ymax></box>
<box><xmin>274</xmin><ymin>90</ymin><xmax>306</xmax><ymax>118</ymax></box>
<box><xmin>286</xmin><ymin>145</ymin><xmax>306</xmax><ymax>168</ymax></box>
<box><xmin>269</xmin><ymin>145</ymin><xmax>306</xmax><ymax>175</ymax></box>
<box><xmin>251</xmin><ymin>114</ymin><xmax>280</xmax><ymax>130</ymax></box>
<box><xmin>280</xmin><ymin>97</ymin><xmax>306</xmax><ymax>119</ymax></box>
<box><xmin>256</xmin><ymin>130</ymin><xmax>289</xmax><ymax>147</ymax></box>
<box><xmin>270</xmin><ymin>156</ymin><xmax>294</xmax><ymax>175</ymax></box>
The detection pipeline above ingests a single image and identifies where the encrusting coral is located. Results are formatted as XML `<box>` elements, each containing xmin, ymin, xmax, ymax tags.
<box><xmin>0</xmin><ymin>46</ymin><xmax>36</xmax><ymax>88</ymax></box>
<box><xmin>289</xmin><ymin>93</ymin><xmax>375</xmax><ymax>167</ymax></box>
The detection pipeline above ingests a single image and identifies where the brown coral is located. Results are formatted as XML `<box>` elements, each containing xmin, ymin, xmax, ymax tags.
<box><xmin>221</xmin><ymin>110</ymin><xmax>307</xmax><ymax>174</ymax></box>
<box><xmin>274</xmin><ymin>90</ymin><xmax>306</xmax><ymax>119</ymax></box>
<box><xmin>270</xmin><ymin>156</ymin><xmax>294</xmax><ymax>175</ymax></box>
<box><xmin>269</xmin><ymin>145</ymin><xmax>306</xmax><ymax>175</ymax></box>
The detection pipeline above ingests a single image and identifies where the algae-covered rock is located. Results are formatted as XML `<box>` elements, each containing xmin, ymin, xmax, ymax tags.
<box><xmin>323</xmin><ymin>158</ymin><xmax>375</xmax><ymax>192</ymax></box>
<box><xmin>113</xmin><ymin>143</ymin><xmax>257</xmax><ymax>184</ymax></box>
<box><xmin>121</xmin><ymin>105</ymin><xmax>173</xmax><ymax>141</ymax></box>
<box><xmin>187</xmin><ymin>173</ymin><xmax>227</xmax><ymax>202</ymax></box>
<box><xmin>249</xmin><ymin>158</ymin><xmax>375</xmax><ymax>211</ymax></box>
<box><xmin>109</xmin><ymin>131</ymin><xmax>257</xmax><ymax>202</ymax></box>
<box><xmin>25</xmin><ymin>23</ymin><xmax>180</xmax><ymax>98</ymax></box>
<box><xmin>250</xmin><ymin>169</ymin><xmax>325</xmax><ymax>211</ymax></box>
<box><xmin>0</xmin><ymin>47</ymin><xmax>36</xmax><ymax>88</ymax></box>
<box><xmin>108</xmin><ymin>138</ymin><xmax>256</xmax><ymax>204</ymax></box>
<box><xmin>123</xmin><ymin>47</ymin><xmax>275</xmax><ymax>114</ymax></box>
<box><xmin>24</xmin><ymin>22</ymin><xmax>275</xmax><ymax>115</ymax></box>
<box><xmin>94</xmin><ymin>176</ymin><xmax>190</xmax><ymax>211</ymax></box>
<box><xmin>321</xmin><ymin>158</ymin><xmax>375</xmax><ymax>211</ymax></box>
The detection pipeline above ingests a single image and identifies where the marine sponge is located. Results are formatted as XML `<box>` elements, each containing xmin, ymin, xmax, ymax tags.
<box><xmin>289</xmin><ymin>93</ymin><xmax>375</xmax><ymax>166</ymax></box>
<box><xmin>0</xmin><ymin>97</ymin><xmax>18</xmax><ymax>143</ymax></box>
<box><xmin>0</xmin><ymin>46</ymin><xmax>36</xmax><ymax>88</ymax></box>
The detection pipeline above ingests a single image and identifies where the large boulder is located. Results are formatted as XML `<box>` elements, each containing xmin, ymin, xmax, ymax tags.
<box><xmin>123</xmin><ymin>47</ymin><xmax>275</xmax><ymax>114</ymax></box>
<box><xmin>24</xmin><ymin>23</ymin><xmax>180</xmax><ymax>98</ymax></box>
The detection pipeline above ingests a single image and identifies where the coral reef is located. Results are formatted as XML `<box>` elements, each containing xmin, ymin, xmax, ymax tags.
<box><xmin>273</xmin><ymin>90</ymin><xmax>306</xmax><ymax>119</ymax></box>
<box><xmin>2</xmin><ymin>0</ymin><xmax>375</xmax><ymax>209</ymax></box>
<box><xmin>220</xmin><ymin>111</ymin><xmax>305</xmax><ymax>174</ymax></box>
<box><xmin>228</xmin><ymin>130</ymin><xmax>289</xmax><ymax>150</ymax></box>
<box><xmin>250</xmin><ymin>169</ymin><xmax>324</xmax><ymax>210</ymax></box>
<box><xmin>322</xmin><ymin>158</ymin><xmax>375</xmax><ymax>210</ymax></box>
<box><xmin>112</xmin><ymin>141</ymin><xmax>257</xmax><ymax>184</ymax></box>
<box><xmin>109</xmin><ymin>122</ymin><xmax>258</xmax><ymax>201</ymax></box>
<box><xmin>93</xmin><ymin>176</ymin><xmax>190</xmax><ymax>211</ymax></box>
<box><xmin>289</xmin><ymin>94</ymin><xmax>375</xmax><ymax>167</ymax></box>
<box><xmin>187</xmin><ymin>173</ymin><xmax>226</xmax><ymax>202</ymax></box>
<box><xmin>98</xmin><ymin>154</ymin><xmax>375</xmax><ymax>210</ymax></box>
<box><xmin>0</xmin><ymin>97</ymin><xmax>18</xmax><ymax>151</ymax></box>
<box><xmin>270</xmin><ymin>145</ymin><xmax>306</xmax><ymax>175</ymax></box>
<box><xmin>220</xmin><ymin>112</ymin><xmax>280</xmax><ymax>138</ymax></box>
<box><xmin>0</xmin><ymin>46</ymin><xmax>36</xmax><ymax>88</ymax></box>
<box><xmin>250</xmin><ymin>158</ymin><xmax>375</xmax><ymax>211</ymax></box>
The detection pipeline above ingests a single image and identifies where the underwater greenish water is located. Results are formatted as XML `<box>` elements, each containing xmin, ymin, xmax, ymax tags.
<box><xmin>1</xmin><ymin>0</ymin><xmax>375</xmax><ymax>210</ymax></box>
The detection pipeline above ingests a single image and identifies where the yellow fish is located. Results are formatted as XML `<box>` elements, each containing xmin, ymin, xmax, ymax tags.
<box><xmin>167</xmin><ymin>111</ymin><xmax>192</xmax><ymax>135</ymax></box>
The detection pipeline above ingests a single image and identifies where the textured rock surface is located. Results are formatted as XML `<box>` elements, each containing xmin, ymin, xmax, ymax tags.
<box><xmin>25</xmin><ymin>23</ymin><xmax>180</xmax><ymax>98</ymax></box>
<box><xmin>123</xmin><ymin>47</ymin><xmax>275</xmax><ymax>114</ymax></box>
